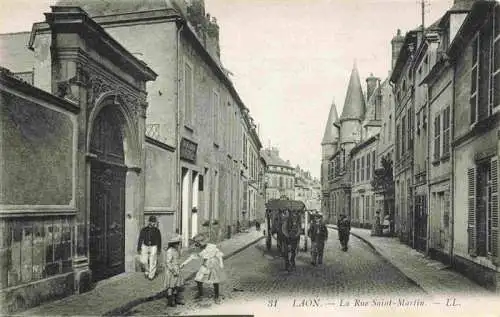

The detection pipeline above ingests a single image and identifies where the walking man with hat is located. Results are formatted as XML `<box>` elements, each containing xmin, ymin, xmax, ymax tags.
<box><xmin>308</xmin><ymin>212</ymin><xmax>328</xmax><ymax>265</ymax></box>
<box><xmin>138</xmin><ymin>215</ymin><xmax>162</xmax><ymax>280</ymax></box>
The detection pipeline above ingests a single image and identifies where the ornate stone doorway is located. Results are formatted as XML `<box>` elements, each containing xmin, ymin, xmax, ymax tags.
<box><xmin>89</xmin><ymin>106</ymin><xmax>126</xmax><ymax>281</ymax></box>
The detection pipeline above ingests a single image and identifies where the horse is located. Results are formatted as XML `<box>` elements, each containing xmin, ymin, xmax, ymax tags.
<box><xmin>278</xmin><ymin>209</ymin><xmax>302</xmax><ymax>271</ymax></box>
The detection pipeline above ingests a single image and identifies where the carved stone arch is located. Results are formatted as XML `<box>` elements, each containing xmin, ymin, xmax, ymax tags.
<box><xmin>87</xmin><ymin>91</ymin><xmax>140</xmax><ymax>167</ymax></box>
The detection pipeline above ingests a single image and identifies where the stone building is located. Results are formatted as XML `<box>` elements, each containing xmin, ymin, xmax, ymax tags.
<box><xmin>34</xmin><ymin>0</ymin><xmax>263</xmax><ymax>245</ymax></box>
<box><xmin>261</xmin><ymin>147</ymin><xmax>295</xmax><ymax>201</ymax></box>
<box><xmin>294</xmin><ymin>167</ymin><xmax>321</xmax><ymax>210</ymax></box>
<box><xmin>411</xmin><ymin>25</ymin><xmax>440</xmax><ymax>253</ymax></box>
<box><xmin>390</xmin><ymin>28</ymin><xmax>420</xmax><ymax>245</ymax></box>
<box><xmin>322</xmin><ymin>63</ymin><xmax>388</xmax><ymax>224</ymax></box>
<box><xmin>321</xmin><ymin>100</ymin><xmax>340</xmax><ymax>219</ymax></box>
<box><xmin>0</xmin><ymin>0</ymin><xmax>264</xmax><ymax>311</ymax></box>
<box><xmin>0</xmin><ymin>6</ymin><xmax>157</xmax><ymax>312</ymax></box>
<box><xmin>420</xmin><ymin>0</ymin><xmax>476</xmax><ymax>266</ymax></box>
<box><xmin>447</xmin><ymin>0</ymin><xmax>500</xmax><ymax>291</ymax></box>
<box><xmin>350</xmin><ymin>135</ymin><xmax>378</xmax><ymax>228</ymax></box>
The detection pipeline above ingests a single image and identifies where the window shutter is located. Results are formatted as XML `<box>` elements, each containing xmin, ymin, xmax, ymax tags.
<box><xmin>491</xmin><ymin>156</ymin><xmax>499</xmax><ymax>264</ymax></box>
<box><xmin>468</xmin><ymin>167</ymin><xmax>477</xmax><ymax>256</ymax></box>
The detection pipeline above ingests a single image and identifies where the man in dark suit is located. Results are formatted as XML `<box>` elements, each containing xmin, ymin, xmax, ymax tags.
<box><xmin>337</xmin><ymin>214</ymin><xmax>351</xmax><ymax>251</ymax></box>
<box><xmin>138</xmin><ymin>215</ymin><xmax>162</xmax><ymax>280</ymax></box>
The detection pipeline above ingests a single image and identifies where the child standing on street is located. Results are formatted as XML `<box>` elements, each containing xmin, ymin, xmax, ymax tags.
<box><xmin>181</xmin><ymin>233</ymin><xmax>226</xmax><ymax>304</ymax></box>
<box><xmin>163</xmin><ymin>234</ymin><xmax>184</xmax><ymax>307</ymax></box>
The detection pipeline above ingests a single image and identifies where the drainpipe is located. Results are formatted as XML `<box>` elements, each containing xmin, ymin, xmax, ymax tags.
<box><xmin>450</xmin><ymin>60</ymin><xmax>455</xmax><ymax>266</ymax></box>
<box><xmin>176</xmin><ymin>19</ymin><xmax>184</xmax><ymax>246</ymax></box>
<box><xmin>425</xmin><ymin>82</ymin><xmax>431</xmax><ymax>256</ymax></box>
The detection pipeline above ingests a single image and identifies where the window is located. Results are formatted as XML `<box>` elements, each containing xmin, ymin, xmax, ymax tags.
<box><xmin>407</xmin><ymin>109</ymin><xmax>412</xmax><ymax>149</ymax></box>
<box><xmin>372</xmin><ymin>151</ymin><xmax>376</xmax><ymax>179</ymax></box>
<box><xmin>366</xmin><ymin>154</ymin><xmax>371</xmax><ymax>181</ymax></box>
<box><xmin>184</xmin><ymin>63</ymin><xmax>193</xmax><ymax>125</ymax></box>
<box><xmin>361</xmin><ymin>156</ymin><xmax>365</xmax><ymax>182</ymax></box>
<box><xmin>356</xmin><ymin>159</ymin><xmax>360</xmax><ymax>183</ymax></box>
<box><xmin>434</xmin><ymin>114</ymin><xmax>441</xmax><ymax>161</ymax></box>
<box><xmin>442</xmin><ymin>107</ymin><xmax>450</xmax><ymax>157</ymax></box>
<box><xmin>417</xmin><ymin>111</ymin><xmax>421</xmax><ymax>135</ymax></box>
<box><xmin>396</xmin><ymin>124</ymin><xmax>400</xmax><ymax>160</ymax></box>
<box><xmin>468</xmin><ymin>157</ymin><xmax>499</xmax><ymax>258</ymax></box>
<box><xmin>212</xmin><ymin>90</ymin><xmax>220</xmax><ymax>143</ymax></box>
<box><xmin>493</xmin><ymin>5</ymin><xmax>500</xmax><ymax>110</ymax></box>
<box><xmin>401</xmin><ymin>116</ymin><xmax>406</xmax><ymax>155</ymax></box>
<box><xmin>470</xmin><ymin>34</ymin><xmax>480</xmax><ymax>125</ymax></box>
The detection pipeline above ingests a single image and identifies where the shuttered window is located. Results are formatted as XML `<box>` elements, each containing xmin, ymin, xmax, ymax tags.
<box><xmin>490</xmin><ymin>156</ymin><xmax>498</xmax><ymax>261</ymax></box>
<box><xmin>442</xmin><ymin>107</ymin><xmax>450</xmax><ymax>156</ymax></box>
<box><xmin>434</xmin><ymin>114</ymin><xmax>441</xmax><ymax>160</ymax></box>
<box><xmin>468</xmin><ymin>167</ymin><xmax>477</xmax><ymax>256</ymax></box>
<box><xmin>470</xmin><ymin>34</ymin><xmax>480</xmax><ymax>125</ymax></box>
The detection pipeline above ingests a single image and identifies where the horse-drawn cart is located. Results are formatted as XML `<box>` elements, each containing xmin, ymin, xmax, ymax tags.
<box><xmin>265</xmin><ymin>198</ymin><xmax>307</xmax><ymax>271</ymax></box>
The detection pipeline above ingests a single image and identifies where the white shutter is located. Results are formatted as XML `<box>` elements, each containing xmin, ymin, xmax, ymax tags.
<box><xmin>468</xmin><ymin>167</ymin><xmax>477</xmax><ymax>256</ymax></box>
<box><xmin>490</xmin><ymin>156</ymin><xmax>499</xmax><ymax>263</ymax></box>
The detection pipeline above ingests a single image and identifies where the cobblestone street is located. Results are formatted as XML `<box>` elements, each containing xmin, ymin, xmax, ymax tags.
<box><xmin>123</xmin><ymin>229</ymin><xmax>424</xmax><ymax>316</ymax></box>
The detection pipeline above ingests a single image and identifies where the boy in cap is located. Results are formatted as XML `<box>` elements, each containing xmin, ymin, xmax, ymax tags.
<box><xmin>181</xmin><ymin>233</ymin><xmax>226</xmax><ymax>304</ymax></box>
<box><xmin>163</xmin><ymin>233</ymin><xmax>184</xmax><ymax>307</ymax></box>
<box><xmin>138</xmin><ymin>215</ymin><xmax>162</xmax><ymax>280</ymax></box>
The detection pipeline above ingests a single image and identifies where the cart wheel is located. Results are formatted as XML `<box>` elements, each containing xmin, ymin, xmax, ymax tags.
<box><xmin>266</xmin><ymin>236</ymin><xmax>271</xmax><ymax>250</ymax></box>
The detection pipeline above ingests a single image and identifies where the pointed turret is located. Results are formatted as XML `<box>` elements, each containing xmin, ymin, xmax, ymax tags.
<box><xmin>321</xmin><ymin>100</ymin><xmax>340</xmax><ymax>145</ymax></box>
<box><xmin>340</xmin><ymin>62</ymin><xmax>366</xmax><ymax>122</ymax></box>
<box><xmin>339</xmin><ymin>62</ymin><xmax>366</xmax><ymax>155</ymax></box>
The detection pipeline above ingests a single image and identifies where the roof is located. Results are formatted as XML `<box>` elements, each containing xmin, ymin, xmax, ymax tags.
<box><xmin>321</xmin><ymin>99</ymin><xmax>340</xmax><ymax>144</ymax></box>
<box><xmin>349</xmin><ymin>134</ymin><xmax>379</xmax><ymax>157</ymax></box>
<box><xmin>448</xmin><ymin>1</ymin><xmax>495</xmax><ymax>61</ymax></box>
<box><xmin>260</xmin><ymin>148</ymin><xmax>291</xmax><ymax>168</ymax></box>
<box><xmin>339</xmin><ymin>63</ymin><xmax>366</xmax><ymax>121</ymax></box>
<box><xmin>54</xmin><ymin>0</ymin><xmax>170</xmax><ymax>17</ymax></box>
<box><xmin>44</xmin><ymin>6</ymin><xmax>157</xmax><ymax>82</ymax></box>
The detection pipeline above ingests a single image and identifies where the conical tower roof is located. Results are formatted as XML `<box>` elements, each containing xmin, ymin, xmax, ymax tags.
<box><xmin>340</xmin><ymin>62</ymin><xmax>366</xmax><ymax>121</ymax></box>
<box><xmin>321</xmin><ymin>100</ymin><xmax>339</xmax><ymax>145</ymax></box>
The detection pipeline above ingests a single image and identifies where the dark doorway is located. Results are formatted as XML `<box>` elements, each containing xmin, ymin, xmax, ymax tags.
<box><xmin>89</xmin><ymin>106</ymin><xmax>126</xmax><ymax>281</ymax></box>
<box><xmin>414</xmin><ymin>195</ymin><xmax>427</xmax><ymax>252</ymax></box>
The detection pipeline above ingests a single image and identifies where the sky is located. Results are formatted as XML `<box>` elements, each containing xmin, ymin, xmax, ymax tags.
<box><xmin>0</xmin><ymin>0</ymin><xmax>454</xmax><ymax>179</ymax></box>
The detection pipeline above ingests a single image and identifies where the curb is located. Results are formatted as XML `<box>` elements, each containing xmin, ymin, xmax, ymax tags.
<box><xmin>103</xmin><ymin>234</ymin><xmax>265</xmax><ymax>316</ymax></box>
<box><xmin>326</xmin><ymin>225</ymin><xmax>426</xmax><ymax>294</ymax></box>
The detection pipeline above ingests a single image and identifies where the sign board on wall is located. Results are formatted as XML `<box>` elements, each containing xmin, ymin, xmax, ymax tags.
<box><xmin>180</xmin><ymin>138</ymin><xmax>197</xmax><ymax>163</ymax></box>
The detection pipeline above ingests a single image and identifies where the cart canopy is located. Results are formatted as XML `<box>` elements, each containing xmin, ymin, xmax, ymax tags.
<box><xmin>266</xmin><ymin>199</ymin><xmax>306</xmax><ymax>212</ymax></box>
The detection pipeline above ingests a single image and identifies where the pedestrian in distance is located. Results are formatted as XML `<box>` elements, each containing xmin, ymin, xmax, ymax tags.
<box><xmin>308</xmin><ymin>212</ymin><xmax>328</xmax><ymax>265</ymax></box>
<box><xmin>181</xmin><ymin>233</ymin><xmax>226</xmax><ymax>304</ymax></box>
<box><xmin>163</xmin><ymin>234</ymin><xmax>185</xmax><ymax>307</ymax></box>
<box><xmin>137</xmin><ymin>215</ymin><xmax>162</xmax><ymax>280</ymax></box>
<box><xmin>337</xmin><ymin>214</ymin><xmax>351</xmax><ymax>252</ymax></box>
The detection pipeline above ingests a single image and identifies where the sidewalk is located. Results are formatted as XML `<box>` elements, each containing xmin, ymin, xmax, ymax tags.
<box><xmin>20</xmin><ymin>229</ymin><xmax>264</xmax><ymax>316</ymax></box>
<box><xmin>328</xmin><ymin>225</ymin><xmax>490</xmax><ymax>295</ymax></box>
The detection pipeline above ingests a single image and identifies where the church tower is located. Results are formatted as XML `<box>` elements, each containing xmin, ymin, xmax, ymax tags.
<box><xmin>339</xmin><ymin>62</ymin><xmax>366</xmax><ymax>156</ymax></box>
<box><xmin>321</xmin><ymin>100</ymin><xmax>340</xmax><ymax>188</ymax></box>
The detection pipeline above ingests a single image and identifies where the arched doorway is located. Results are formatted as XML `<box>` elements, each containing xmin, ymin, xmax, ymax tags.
<box><xmin>89</xmin><ymin>105</ymin><xmax>127</xmax><ymax>281</ymax></box>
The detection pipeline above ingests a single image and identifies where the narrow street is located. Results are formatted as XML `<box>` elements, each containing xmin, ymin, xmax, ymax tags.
<box><xmin>123</xmin><ymin>229</ymin><xmax>424</xmax><ymax>316</ymax></box>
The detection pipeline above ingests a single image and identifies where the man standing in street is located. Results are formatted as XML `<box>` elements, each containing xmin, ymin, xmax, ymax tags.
<box><xmin>308</xmin><ymin>212</ymin><xmax>328</xmax><ymax>265</ymax></box>
<box><xmin>138</xmin><ymin>215</ymin><xmax>162</xmax><ymax>280</ymax></box>
<box><xmin>337</xmin><ymin>214</ymin><xmax>351</xmax><ymax>252</ymax></box>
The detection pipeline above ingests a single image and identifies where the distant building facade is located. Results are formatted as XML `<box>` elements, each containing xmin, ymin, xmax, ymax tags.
<box><xmin>261</xmin><ymin>147</ymin><xmax>295</xmax><ymax>201</ymax></box>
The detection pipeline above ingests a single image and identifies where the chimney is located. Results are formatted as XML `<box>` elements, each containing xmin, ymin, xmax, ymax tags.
<box><xmin>391</xmin><ymin>29</ymin><xmax>405</xmax><ymax>70</ymax></box>
<box><xmin>366</xmin><ymin>73</ymin><xmax>380</xmax><ymax>100</ymax></box>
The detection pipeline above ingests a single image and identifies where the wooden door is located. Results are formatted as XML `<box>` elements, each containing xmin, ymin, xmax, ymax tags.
<box><xmin>89</xmin><ymin>106</ymin><xmax>126</xmax><ymax>281</ymax></box>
